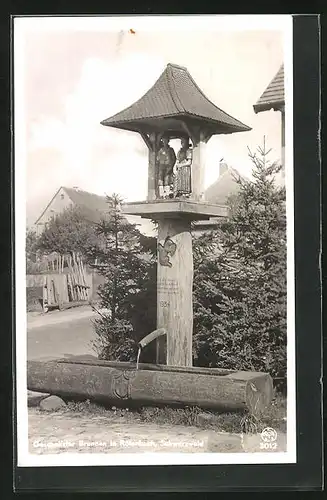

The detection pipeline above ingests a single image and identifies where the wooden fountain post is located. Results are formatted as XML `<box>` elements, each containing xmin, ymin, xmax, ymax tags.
<box><xmin>126</xmin><ymin>130</ymin><xmax>226</xmax><ymax>368</ymax></box>
<box><xmin>156</xmin><ymin>217</ymin><xmax>193</xmax><ymax>366</ymax></box>
<box><xmin>100</xmin><ymin>62</ymin><xmax>251</xmax><ymax>368</ymax></box>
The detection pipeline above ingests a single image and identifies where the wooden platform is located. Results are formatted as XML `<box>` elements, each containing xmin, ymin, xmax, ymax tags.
<box><xmin>122</xmin><ymin>200</ymin><xmax>228</xmax><ymax>220</ymax></box>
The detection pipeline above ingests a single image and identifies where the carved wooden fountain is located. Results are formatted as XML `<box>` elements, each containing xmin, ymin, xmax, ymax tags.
<box><xmin>27</xmin><ymin>63</ymin><xmax>274</xmax><ymax>415</ymax></box>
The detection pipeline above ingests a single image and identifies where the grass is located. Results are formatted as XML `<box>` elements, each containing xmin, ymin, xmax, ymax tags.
<box><xmin>46</xmin><ymin>392</ymin><xmax>286</xmax><ymax>435</ymax></box>
<box><xmin>137</xmin><ymin>391</ymin><xmax>286</xmax><ymax>434</ymax></box>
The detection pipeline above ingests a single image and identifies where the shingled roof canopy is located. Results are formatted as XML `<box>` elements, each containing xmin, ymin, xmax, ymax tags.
<box><xmin>101</xmin><ymin>63</ymin><xmax>251</xmax><ymax>138</ymax></box>
<box><xmin>253</xmin><ymin>64</ymin><xmax>284</xmax><ymax>114</ymax></box>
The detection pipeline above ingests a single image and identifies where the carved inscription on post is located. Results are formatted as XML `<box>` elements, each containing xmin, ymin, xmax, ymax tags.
<box><xmin>157</xmin><ymin>278</ymin><xmax>179</xmax><ymax>294</ymax></box>
<box><xmin>157</xmin><ymin>278</ymin><xmax>179</xmax><ymax>308</ymax></box>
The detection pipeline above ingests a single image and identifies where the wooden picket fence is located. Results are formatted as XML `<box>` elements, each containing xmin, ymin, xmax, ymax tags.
<box><xmin>27</xmin><ymin>252</ymin><xmax>93</xmax><ymax>312</ymax></box>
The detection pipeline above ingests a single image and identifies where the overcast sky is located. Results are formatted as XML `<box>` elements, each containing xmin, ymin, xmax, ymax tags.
<box><xmin>15</xmin><ymin>16</ymin><xmax>288</xmax><ymax>227</ymax></box>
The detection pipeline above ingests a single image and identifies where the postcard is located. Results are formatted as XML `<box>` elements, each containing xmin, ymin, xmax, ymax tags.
<box><xmin>14</xmin><ymin>14</ymin><xmax>296</xmax><ymax>468</ymax></box>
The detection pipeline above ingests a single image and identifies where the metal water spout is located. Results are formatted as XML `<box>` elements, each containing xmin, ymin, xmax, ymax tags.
<box><xmin>136</xmin><ymin>328</ymin><xmax>167</xmax><ymax>369</ymax></box>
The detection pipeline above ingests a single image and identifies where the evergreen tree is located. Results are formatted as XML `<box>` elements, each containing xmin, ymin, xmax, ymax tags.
<box><xmin>193</xmin><ymin>140</ymin><xmax>287</xmax><ymax>385</ymax></box>
<box><xmin>89</xmin><ymin>194</ymin><xmax>157</xmax><ymax>361</ymax></box>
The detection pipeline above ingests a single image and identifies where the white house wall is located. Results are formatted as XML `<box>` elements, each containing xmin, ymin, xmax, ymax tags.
<box><xmin>35</xmin><ymin>187</ymin><xmax>74</xmax><ymax>234</ymax></box>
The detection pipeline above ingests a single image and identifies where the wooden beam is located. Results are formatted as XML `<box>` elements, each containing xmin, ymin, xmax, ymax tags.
<box><xmin>140</xmin><ymin>132</ymin><xmax>153</xmax><ymax>152</ymax></box>
<box><xmin>191</xmin><ymin>136</ymin><xmax>206</xmax><ymax>201</ymax></box>
<box><xmin>180</xmin><ymin>120</ymin><xmax>197</xmax><ymax>145</ymax></box>
<box><xmin>281</xmin><ymin>107</ymin><xmax>285</xmax><ymax>175</ymax></box>
<box><xmin>191</xmin><ymin>126</ymin><xmax>201</xmax><ymax>147</ymax></box>
<box><xmin>156</xmin><ymin>131</ymin><xmax>164</xmax><ymax>148</ymax></box>
<box><xmin>147</xmin><ymin>132</ymin><xmax>158</xmax><ymax>201</ymax></box>
<box><xmin>201</xmin><ymin>130</ymin><xmax>212</xmax><ymax>144</ymax></box>
<box><xmin>157</xmin><ymin>218</ymin><xmax>193</xmax><ymax>367</ymax></box>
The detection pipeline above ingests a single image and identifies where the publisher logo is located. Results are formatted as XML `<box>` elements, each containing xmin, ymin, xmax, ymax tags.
<box><xmin>241</xmin><ymin>426</ymin><xmax>279</xmax><ymax>452</ymax></box>
<box><xmin>259</xmin><ymin>427</ymin><xmax>277</xmax><ymax>450</ymax></box>
<box><xmin>260</xmin><ymin>427</ymin><xmax>277</xmax><ymax>443</ymax></box>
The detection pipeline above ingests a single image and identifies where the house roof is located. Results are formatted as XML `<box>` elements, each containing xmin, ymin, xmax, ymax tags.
<box><xmin>193</xmin><ymin>166</ymin><xmax>242</xmax><ymax>229</ymax></box>
<box><xmin>204</xmin><ymin>166</ymin><xmax>242</xmax><ymax>205</ymax></box>
<box><xmin>63</xmin><ymin>187</ymin><xmax>109</xmax><ymax>221</ymax></box>
<box><xmin>35</xmin><ymin>187</ymin><xmax>155</xmax><ymax>234</ymax></box>
<box><xmin>253</xmin><ymin>64</ymin><xmax>284</xmax><ymax>113</ymax></box>
<box><xmin>34</xmin><ymin>187</ymin><xmax>110</xmax><ymax>225</ymax></box>
<box><xmin>101</xmin><ymin>63</ymin><xmax>251</xmax><ymax>137</ymax></box>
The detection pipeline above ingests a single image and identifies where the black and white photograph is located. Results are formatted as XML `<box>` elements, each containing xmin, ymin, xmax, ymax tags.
<box><xmin>14</xmin><ymin>14</ymin><xmax>295</xmax><ymax>467</ymax></box>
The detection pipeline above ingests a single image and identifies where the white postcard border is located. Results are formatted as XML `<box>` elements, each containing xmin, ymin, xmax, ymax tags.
<box><xmin>14</xmin><ymin>14</ymin><xmax>296</xmax><ymax>467</ymax></box>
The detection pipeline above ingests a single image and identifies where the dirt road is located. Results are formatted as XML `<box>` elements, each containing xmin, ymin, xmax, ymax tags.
<box><xmin>27</xmin><ymin>306</ymin><xmax>98</xmax><ymax>361</ymax></box>
<box><xmin>28</xmin><ymin>407</ymin><xmax>243</xmax><ymax>454</ymax></box>
<box><xmin>27</xmin><ymin>305</ymin><xmax>96</xmax><ymax>329</ymax></box>
<box><xmin>28</xmin><ymin>407</ymin><xmax>287</xmax><ymax>455</ymax></box>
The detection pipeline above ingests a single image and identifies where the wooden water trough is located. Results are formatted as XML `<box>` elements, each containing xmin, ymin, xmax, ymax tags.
<box><xmin>27</xmin><ymin>358</ymin><xmax>273</xmax><ymax>416</ymax></box>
